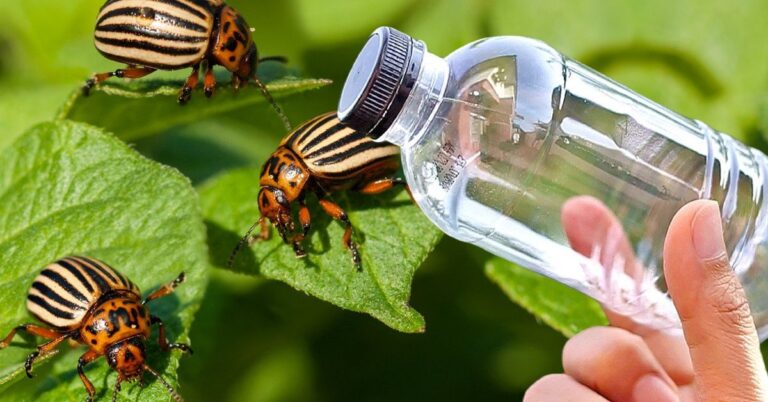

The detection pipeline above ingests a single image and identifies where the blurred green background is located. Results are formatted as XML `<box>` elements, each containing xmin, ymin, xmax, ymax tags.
<box><xmin>1</xmin><ymin>0</ymin><xmax>768</xmax><ymax>401</ymax></box>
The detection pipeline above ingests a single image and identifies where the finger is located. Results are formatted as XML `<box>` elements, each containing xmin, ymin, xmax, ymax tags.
<box><xmin>664</xmin><ymin>200</ymin><xmax>767</xmax><ymax>400</ymax></box>
<box><xmin>562</xmin><ymin>196</ymin><xmax>639</xmax><ymax>278</ymax></box>
<box><xmin>562</xmin><ymin>196</ymin><xmax>694</xmax><ymax>383</ymax></box>
<box><xmin>524</xmin><ymin>374</ymin><xmax>609</xmax><ymax>402</ymax></box>
<box><xmin>561</xmin><ymin>197</ymin><xmax>643</xmax><ymax>330</ymax></box>
<box><xmin>636</xmin><ymin>330</ymin><xmax>694</xmax><ymax>386</ymax></box>
<box><xmin>563</xmin><ymin>326</ymin><xmax>678</xmax><ymax>401</ymax></box>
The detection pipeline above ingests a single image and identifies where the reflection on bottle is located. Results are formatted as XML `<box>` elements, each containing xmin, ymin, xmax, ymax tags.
<box><xmin>339</xmin><ymin>27</ymin><xmax>768</xmax><ymax>339</ymax></box>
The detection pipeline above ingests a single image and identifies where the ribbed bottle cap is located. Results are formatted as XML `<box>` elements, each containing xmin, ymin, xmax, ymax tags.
<box><xmin>338</xmin><ymin>27</ymin><xmax>424</xmax><ymax>138</ymax></box>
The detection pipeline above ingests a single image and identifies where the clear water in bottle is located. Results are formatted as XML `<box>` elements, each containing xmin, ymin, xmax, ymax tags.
<box><xmin>339</xmin><ymin>28</ymin><xmax>768</xmax><ymax>339</ymax></box>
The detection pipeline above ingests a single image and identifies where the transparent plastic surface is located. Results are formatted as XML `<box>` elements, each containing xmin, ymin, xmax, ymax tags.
<box><xmin>381</xmin><ymin>37</ymin><xmax>768</xmax><ymax>338</ymax></box>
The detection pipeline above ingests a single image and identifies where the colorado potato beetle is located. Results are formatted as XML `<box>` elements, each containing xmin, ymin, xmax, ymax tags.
<box><xmin>83</xmin><ymin>0</ymin><xmax>291</xmax><ymax>130</ymax></box>
<box><xmin>229</xmin><ymin>112</ymin><xmax>407</xmax><ymax>270</ymax></box>
<box><xmin>0</xmin><ymin>256</ymin><xmax>190</xmax><ymax>402</ymax></box>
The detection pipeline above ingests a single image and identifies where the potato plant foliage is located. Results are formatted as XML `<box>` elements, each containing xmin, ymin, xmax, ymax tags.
<box><xmin>1</xmin><ymin>0</ymin><xmax>768</xmax><ymax>400</ymax></box>
<box><xmin>0</xmin><ymin>122</ymin><xmax>208</xmax><ymax>401</ymax></box>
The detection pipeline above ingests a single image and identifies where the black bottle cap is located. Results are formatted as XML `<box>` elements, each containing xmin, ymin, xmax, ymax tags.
<box><xmin>338</xmin><ymin>27</ymin><xmax>424</xmax><ymax>139</ymax></box>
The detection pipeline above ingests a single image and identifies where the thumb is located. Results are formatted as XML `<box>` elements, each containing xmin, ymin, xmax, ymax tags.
<box><xmin>664</xmin><ymin>200</ymin><xmax>767</xmax><ymax>401</ymax></box>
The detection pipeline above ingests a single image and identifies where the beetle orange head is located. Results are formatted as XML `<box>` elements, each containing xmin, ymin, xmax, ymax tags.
<box><xmin>236</xmin><ymin>42</ymin><xmax>258</xmax><ymax>81</ymax></box>
<box><xmin>258</xmin><ymin>187</ymin><xmax>294</xmax><ymax>242</ymax></box>
<box><xmin>105</xmin><ymin>339</ymin><xmax>184</xmax><ymax>402</ymax></box>
<box><xmin>106</xmin><ymin>337</ymin><xmax>147</xmax><ymax>382</ymax></box>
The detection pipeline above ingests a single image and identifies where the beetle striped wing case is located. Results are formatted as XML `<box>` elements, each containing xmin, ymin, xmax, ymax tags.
<box><xmin>281</xmin><ymin>112</ymin><xmax>401</xmax><ymax>186</ymax></box>
<box><xmin>26</xmin><ymin>256</ymin><xmax>140</xmax><ymax>330</ymax></box>
<box><xmin>94</xmin><ymin>0</ymin><xmax>216</xmax><ymax>69</ymax></box>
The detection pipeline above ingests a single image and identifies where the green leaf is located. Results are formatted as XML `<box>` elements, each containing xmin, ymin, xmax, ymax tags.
<box><xmin>198</xmin><ymin>167</ymin><xmax>441</xmax><ymax>333</ymax></box>
<box><xmin>485</xmin><ymin>258</ymin><xmax>608</xmax><ymax>337</ymax></box>
<box><xmin>0</xmin><ymin>0</ymin><xmax>105</xmax><ymax>83</ymax></box>
<box><xmin>58</xmin><ymin>68</ymin><xmax>332</xmax><ymax>141</ymax></box>
<box><xmin>293</xmin><ymin>0</ymin><xmax>415</xmax><ymax>44</ymax></box>
<box><xmin>0</xmin><ymin>82</ymin><xmax>74</xmax><ymax>151</ymax></box>
<box><xmin>488</xmin><ymin>0</ymin><xmax>768</xmax><ymax>137</ymax></box>
<box><xmin>0</xmin><ymin>121</ymin><xmax>208</xmax><ymax>401</ymax></box>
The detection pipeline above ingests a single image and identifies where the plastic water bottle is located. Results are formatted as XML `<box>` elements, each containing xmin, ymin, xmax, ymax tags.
<box><xmin>337</xmin><ymin>27</ymin><xmax>768</xmax><ymax>339</ymax></box>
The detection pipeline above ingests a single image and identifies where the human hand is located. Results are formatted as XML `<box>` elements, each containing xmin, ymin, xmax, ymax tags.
<box><xmin>524</xmin><ymin>197</ymin><xmax>768</xmax><ymax>401</ymax></box>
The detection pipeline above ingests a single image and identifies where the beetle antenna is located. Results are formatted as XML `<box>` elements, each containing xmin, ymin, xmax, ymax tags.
<box><xmin>228</xmin><ymin>219</ymin><xmax>262</xmax><ymax>268</ymax></box>
<box><xmin>251</xmin><ymin>75</ymin><xmax>292</xmax><ymax>132</ymax></box>
<box><xmin>259</xmin><ymin>56</ymin><xmax>288</xmax><ymax>64</ymax></box>
<box><xmin>112</xmin><ymin>377</ymin><xmax>122</xmax><ymax>402</ymax></box>
<box><xmin>143</xmin><ymin>364</ymin><xmax>183</xmax><ymax>402</ymax></box>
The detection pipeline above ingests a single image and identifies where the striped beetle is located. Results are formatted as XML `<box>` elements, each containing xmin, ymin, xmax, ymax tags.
<box><xmin>0</xmin><ymin>256</ymin><xmax>190</xmax><ymax>402</ymax></box>
<box><xmin>83</xmin><ymin>0</ymin><xmax>291</xmax><ymax>129</ymax></box>
<box><xmin>229</xmin><ymin>112</ymin><xmax>407</xmax><ymax>270</ymax></box>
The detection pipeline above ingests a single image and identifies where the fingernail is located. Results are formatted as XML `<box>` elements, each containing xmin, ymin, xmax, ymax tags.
<box><xmin>633</xmin><ymin>374</ymin><xmax>679</xmax><ymax>402</ymax></box>
<box><xmin>691</xmin><ymin>201</ymin><xmax>726</xmax><ymax>261</ymax></box>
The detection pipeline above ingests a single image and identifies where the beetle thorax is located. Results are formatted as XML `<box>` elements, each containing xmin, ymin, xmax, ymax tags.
<box><xmin>211</xmin><ymin>5</ymin><xmax>256</xmax><ymax>75</ymax></box>
<box><xmin>79</xmin><ymin>292</ymin><xmax>151</xmax><ymax>354</ymax></box>
<box><xmin>260</xmin><ymin>147</ymin><xmax>310</xmax><ymax>202</ymax></box>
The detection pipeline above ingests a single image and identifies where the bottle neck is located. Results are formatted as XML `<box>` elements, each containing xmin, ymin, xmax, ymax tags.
<box><xmin>378</xmin><ymin>52</ymin><xmax>449</xmax><ymax>147</ymax></box>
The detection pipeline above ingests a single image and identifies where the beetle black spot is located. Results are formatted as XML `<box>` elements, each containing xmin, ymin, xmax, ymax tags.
<box><xmin>223</xmin><ymin>21</ymin><xmax>231</xmax><ymax>33</ymax></box>
<box><xmin>234</xmin><ymin>31</ymin><xmax>245</xmax><ymax>44</ymax></box>
<box><xmin>125</xmin><ymin>349</ymin><xmax>135</xmax><ymax>362</ymax></box>
<box><xmin>223</xmin><ymin>37</ymin><xmax>238</xmax><ymax>52</ymax></box>
<box><xmin>289</xmin><ymin>182</ymin><xmax>297</xmax><ymax>188</ymax></box>
<box><xmin>91</xmin><ymin>340</ymin><xmax>97</xmax><ymax>345</ymax></box>
<box><xmin>234</xmin><ymin>15</ymin><xmax>249</xmax><ymax>37</ymax></box>
<box><xmin>229</xmin><ymin>56</ymin><xmax>236</xmax><ymax>62</ymax></box>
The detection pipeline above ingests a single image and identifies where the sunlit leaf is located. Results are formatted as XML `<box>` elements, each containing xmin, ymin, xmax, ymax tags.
<box><xmin>198</xmin><ymin>167</ymin><xmax>441</xmax><ymax>333</ymax></box>
<box><xmin>486</xmin><ymin>258</ymin><xmax>608</xmax><ymax>337</ymax></box>
<box><xmin>0</xmin><ymin>121</ymin><xmax>208</xmax><ymax>401</ymax></box>
<box><xmin>58</xmin><ymin>70</ymin><xmax>332</xmax><ymax>141</ymax></box>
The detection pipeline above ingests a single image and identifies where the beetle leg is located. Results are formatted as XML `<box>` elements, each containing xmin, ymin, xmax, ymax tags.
<box><xmin>356</xmin><ymin>177</ymin><xmax>409</xmax><ymax>195</ymax></box>
<box><xmin>231</xmin><ymin>73</ymin><xmax>243</xmax><ymax>91</ymax></box>
<box><xmin>204</xmin><ymin>64</ymin><xmax>216</xmax><ymax>98</ymax></box>
<box><xmin>0</xmin><ymin>324</ymin><xmax>63</xmax><ymax>348</ymax></box>
<box><xmin>298</xmin><ymin>199</ymin><xmax>311</xmax><ymax>237</ymax></box>
<box><xmin>317</xmin><ymin>196</ymin><xmax>361</xmax><ymax>270</ymax></box>
<box><xmin>178</xmin><ymin>64</ymin><xmax>200</xmax><ymax>104</ymax></box>
<box><xmin>247</xmin><ymin>217</ymin><xmax>271</xmax><ymax>245</ymax></box>
<box><xmin>115</xmin><ymin>67</ymin><xmax>156</xmax><ymax>79</ymax></box>
<box><xmin>82</xmin><ymin>66</ymin><xmax>156</xmax><ymax>95</ymax></box>
<box><xmin>357</xmin><ymin>177</ymin><xmax>414</xmax><ymax>201</ymax></box>
<box><xmin>287</xmin><ymin>199</ymin><xmax>310</xmax><ymax>258</ymax></box>
<box><xmin>150</xmin><ymin>316</ymin><xmax>192</xmax><ymax>354</ymax></box>
<box><xmin>78</xmin><ymin>350</ymin><xmax>101</xmax><ymax>402</ymax></box>
<box><xmin>24</xmin><ymin>334</ymin><xmax>70</xmax><ymax>378</ymax></box>
<box><xmin>143</xmin><ymin>272</ymin><xmax>186</xmax><ymax>304</ymax></box>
